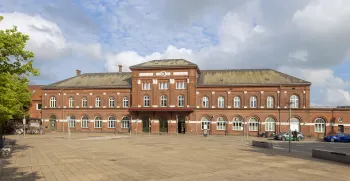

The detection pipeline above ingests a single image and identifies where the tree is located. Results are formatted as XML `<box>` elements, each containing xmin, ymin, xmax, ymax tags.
<box><xmin>0</xmin><ymin>16</ymin><xmax>39</xmax><ymax>132</ymax></box>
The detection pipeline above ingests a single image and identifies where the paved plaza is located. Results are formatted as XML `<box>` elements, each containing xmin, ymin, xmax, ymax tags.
<box><xmin>1</xmin><ymin>133</ymin><xmax>349</xmax><ymax>181</ymax></box>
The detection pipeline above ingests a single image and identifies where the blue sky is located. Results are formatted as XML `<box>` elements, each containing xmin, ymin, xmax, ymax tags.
<box><xmin>1</xmin><ymin>0</ymin><xmax>350</xmax><ymax>106</ymax></box>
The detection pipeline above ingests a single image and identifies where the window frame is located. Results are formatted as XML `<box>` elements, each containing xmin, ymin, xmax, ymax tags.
<box><xmin>95</xmin><ymin>97</ymin><xmax>101</xmax><ymax>107</ymax></box>
<box><xmin>250</xmin><ymin>96</ymin><xmax>257</xmax><ymax>108</ymax></box>
<box><xmin>121</xmin><ymin>117</ymin><xmax>130</xmax><ymax>129</ymax></box>
<box><xmin>232</xmin><ymin>117</ymin><xmax>243</xmax><ymax>130</ymax></box>
<box><xmin>290</xmin><ymin>95</ymin><xmax>299</xmax><ymax>108</ymax></box>
<box><xmin>94</xmin><ymin>116</ymin><xmax>102</xmax><ymax>128</ymax></box>
<box><xmin>123</xmin><ymin>97</ymin><xmax>129</xmax><ymax>108</ymax></box>
<box><xmin>314</xmin><ymin>118</ymin><xmax>325</xmax><ymax>133</ymax></box>
<box><xmin>202</xmin><ymin>96</ymin><xmax>209</xmax><ymax>108</ymax></box>
<box><xmin>68</xmin><ymin>116</ymin><xmax>76</xmax><ymax>128</ymax></box>
<box><xmin>176</xmin><ymin>81</ymin><xmax>186</xmax><ymax>89</ymax></box>
<box><xmin>108</xmin><ymin>117</ymin><xmax>116</xmax><ymax>128</ymax></box>
<box><xmin>160</xmin><ymin>95</ymin><xmax>167</xmax><ymax>107</ymax></box>
<box><xmin>233</xmin><ymin>96</ymin><xmax>240</xmax><ymax>108</ymax></box>
<box><xmin>50</xmin><ymin>96</ymin><xmax>56</xmax><ymax>108</ymax></box>
<box><xmin>69</xmin><ymin>97</ymin><xmax>75</xmax><ymax>108</ymax></box>
<box><xmin>218</xmin><ymin>96</ymin><xmax>225</xmax><ymax>108</ymax></box>
<box><xmin>144</xmin><ymin>95</ymin><xmax>150</xmax><ymax>107</ymax></box>
<box><xmin>82</xmin><ymin>97</ymin><xmax>88</xmax><ymax>108</ymax></box>
<box><xmin>109</xmin><ymin>97</ymin><xmax>115</xmax><ymax>107</ymax></box>
<box><xmin>265</xmin><ymin>117</ymin><xmax>275</xmax><ymax>132</ymax></box>
<box><xmin>81</xmin><ymin>116</ymin><xmax>89</xmax><ymax>128</ymax></box>
<box><xmin>249</xmin><ymin>117</ymin><xmax>259</xmax><ymax>131</ymax></box>
<box><xmin>216</xmin><ymin>117</ymin><xmax>226</xmax><ymax>130</ymax></box>
<box><xmin>178</xmin><ymin>95</ymin><xmax>184</xmax><ymax>107</ymax></box>
<box><xmin>36</xmin><ymin>103</ymin><xmax>42</xmax><ymax>110</ymax></box>
<box><xmin>201</xmin><ymin>117</ymin><xmax>211</xmax><ymax>130</ymax></box>
<box><xmin>142</xmin><ymin>82</ymin><xmax>151</xmax><ymax>90</ymax></box>
<box><xmin>266</xmin><ymin>96</ymin><xmax>274</xmax><ymax>108</ymax></box>
<box><xmin>159</xmin><ymin>82</ymin><xmax>168</xmax><ymax>90</ymax></box>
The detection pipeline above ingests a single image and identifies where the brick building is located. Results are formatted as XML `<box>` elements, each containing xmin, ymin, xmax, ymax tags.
<box><xmin>28</xmin><ymin>85</ymin><xmax>42</xmax><ymax>121</ymax></box>
<box><xmin>39</xmin><ymin>59</ymin><xmax>350</xmax><ymax>138</ymax></box>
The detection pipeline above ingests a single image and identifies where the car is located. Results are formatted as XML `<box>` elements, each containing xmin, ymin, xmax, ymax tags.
<box><xmin>324</xmin><ymin>133</ymin><xmax>350</xmax><ymax>142</ymax></box>
<box><xmin>274</xmin><ymin>132</ymin><xmax>304</xmax><ymax>141</ymax></box>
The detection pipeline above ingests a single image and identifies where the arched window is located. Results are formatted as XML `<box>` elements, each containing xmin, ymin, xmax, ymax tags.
<box><xmin>201</xmin><ymin>117</ymin><xmax>211</xmax><ymax>130</ymax></box>
<box><xmin>109</xmin><ymin>97</ymin><xmax>115</xmax><ymax>107</ymax></box>
<box><xmin>216</xmin><ymin>117</ymin><xmax>226</xmax><ymax>130</ymax></box>
<box><xmin>315</xmin><ymin>118</ymin><xmax>325</xmax><ymax>133</ymax></box>
<box><xmin>82</xmin><ymin>97</ymin><xmax>88</xmax><ymax>107</ymax></box>
<box><xmin>121</xmin><ymin>117</ymin><xmax>130</xmax><ymax>128</ymax></box>
<box><xmin>123</xmin><ymin>97</ymin><xmax>129</xmax><ymax>107</ymax></box>
<box><xmin>202</xmin><ymin>97</ymin><xmax>209</xmax><ymax>108</ymax></box>
<box><xmin>290</xmin><ymin>95</ymin><xmax>299</xmax><ymax>108</ymax></box>
<box><xmin>265</xmin><ymin>117</ymin><xmax>275</xmax><ymax>131</ymax></box>
<box><xmin>232</xmin><ymin>117</ymin><xmax>243</xmax><ymax>130</ymax></box>
<box><xmin>68</xmin><ymin>116</ymin><xmax>75</xmax><ymax>128</ymax></box>
<box><xmin>178</xmin><ymin>95</ymin><xmax>184</xmax><ymax>107</ymax></box>
<box><xmin>267</xmin><ymin>96</ymin><xmax>274</xmax><ymax>108</ymax></box>
<box><xmin>69</xmin><ymin>97</ymin><xmax>74</xmax><ymax>108</ymax></box>
<box><xmin>144</xmin><ymin>95</ymin><xmax>150</xmax><ymax>107</ymax></box>
<box><xmin>95</xmin><ymin>97</ymin><xmax>101</xmax><ymax>107</ymax></box>
<box><xmin>94</xmin><ymin>116</ymin><xmax>102</xmax><ymax>128</ymax></box>
<box><xmin>81</xmin><ymin>116</ymin><xmax>89</xmax><ymax>128</ymax></box>
<box><xmin>108</xmin><ymin>117</ymin><xmax>116</xmax><ymax>128</ymax></box>
<box><xmin>50</xmin><ymin>96</ymin><xmax>56</xmax><ymax>108</ymax></box>
<box><xmin>250</xmin><ymin>96</ymin><xmax>257</xmax><ymax>108</ymax></box>
<box><xmin>234</xmin><ymin>96</ymin><xmax>240</xmax><ymax>108</ymax></box>
<box><xmin>160</xmin><ymin>95</ymin><xmax>167</xmax><ymax>107</ymax></box>
<box><xmin>218</xmin><ymin>96</ymin><xmax>225</xmax><ymax>108</ymax></box>
<box><xmin>249</xmin><ymin>117</ymin><xmax>259</xmax><ymax>131</ymax></box>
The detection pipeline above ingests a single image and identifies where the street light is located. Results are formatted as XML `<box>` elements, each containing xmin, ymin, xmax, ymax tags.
<box><xmin>286</xmin><ymin>101</ymin><xmax>292</xmax><ymax>152</ymax></box>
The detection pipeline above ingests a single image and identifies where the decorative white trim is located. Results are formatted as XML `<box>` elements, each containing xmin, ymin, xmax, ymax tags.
<box><xmin>277</xmin><ymin>106</ymin><xmax>280</xmax><ymax>108</ymax></box>
<box><xmin>196</xmin><ymin>106</ymin><xmax>199</xmax><ymax>108</ymax></box>
<box><xmin>44</xmin><ymin>119</ymin><xmax>49</xmax><ymax>122</ymax></box>
<box><xmin>303</xmin><ymin>106</ymin><xmax>306</xmax><ymax>108</ymax></box>
<box><xmin>212</xmin><ymin>91</ymin><xmax>215</xmax><ymax>94</ymax></box>
<box><xmin>228</xmin><ymin>91</ymin><xmax>231</xmax><ymax>94</ymax></box>
<box><xmin>303</xmin><ymin>91</ymin><xmax>306</xmax><ymax>94</ymax></box>
<box><xmin>103</xmin><ymin>93</ymin><xmax>106</xmax><ymax>95</ymax></box>
<box><xmin>137</xmin><ymin>105</ymin><xmax>141</xmax><ymax>107</ymax></box>
<box><xmin>196</xmin><ymin>91</ymin><xmax>199</xmax><ymax>94</ymax></box>
<box><xmin>261</xmin><ymin>106</ymin><xmax>264</xmax><ymax>108</ymax></box>
<box><xmin>102</xmin><ymin>120</ymin><xmax>108</xmax><ymax>123</ymax></box>
<box><xmin>89</xmin><ymin>93</ymin><xmax>93</xmax><ymax>95</ymax></box>
<box><xmin>139</xmin><ymin>73</ymin><xmax>154</xmax><ymax>76</ymax></box>
<box><xmin>244</xmin><ymin>91</ymin><xmax>247</xmax><ymax>94</ymax></box>
<box><xmin>63</xmin><ymin>93</ymin><xmax>66</xmax><ymax>95</ymax></box>
<box><xmin>75</xmin><ymin>120</ymin><xmax>81</xmax><ymax>122</ymax></box>
<box><xmin>103</xmin><ymin>106</ymin><xmax>106</xmax><ymax>108</ymax></box>
<box><xmin>187</xmin><ymin>105</ymin><xmax>189</xmax><ymax>107</ymax></box>
<box><xmin>63</xmin><ymin>106</ymin><xmax>66</xmax><ymax>108</ymax></box>
<box><xmin>89</xmin><ymin>106</ymin><xmax>92</xmax><ymax>108</ymax></box>
<box><xmin>137</xmin><ymin>80</ymin><xmax>141</xmax><ymax>84</ymax></box>
<box><xmin>90</xmin><ymin>120</ymin><xmax>94</xmax><ymax>122</ymax></box>
<box><xmin>284</xmin><ymin>106</ymin><xmax>287</xmax><ymax>108</ymax></box>
<box><xmin>117</xmin><ymin>106</ymin><xmax>120</xmax><ymax>108</ymax></box>
<box><xmin>173</xmin><ymin>72</ymin><xmax>188</xmax><ymax>76</ymax></box>
<box><xmin>170</xmin><ymin>105</ymin><xmax>175</xmax><ymax>107</ymax></box>
<box><xmin>284</xmin><ymin>91</ymin><xmax>287</xmax><ymax>94</ymax></box>
<box><xmin>228</xmin><ymin>106</ymin><xmax>231</xmax><ymax>108</ymax></box>
<box><xmin>244</xmin><ymin>106</ymin><xmax>247</xmax><ymax>108</ymax></box>
<box><xmin>76</xmin><ymin>106</ymin><xmax>79</xmax><ymax>108</ymax></box>
<box><xmin>76</xmin><ymin>93</ymin><xmax>79</xmax><ymax>95</ymax></box>
<box><xmin>58</xmin><ymin>106</ymin><xmax>60</xmax><ymax>108</ymax></box>
<box><xmin>45</xmin><ymin>106</ymin><xmax>47</xmax><ymax>108</ymax></box>
<box><xmin>152</xmin><ymin>105</ymin><xmax>158</xmax><ymax>107</ymax></box>
<box><xmin>152</xmin><ymin>79</ymin><xmax>158</xmax><ymax>84</ymax></box>
<box><xmin>212</xmin><ymin>106</ymin><xmax>216</xmax><ymax>108</ymax></box>
<box><xmin>44</xmin><ymin>93</ymin><xmax>47</xmax><ymax>96</ymax></box>
<box><xmin>117</xmin><ymin>92</ymin><xmax>120</xmax><ymax>95</ymax></box>
<box><xmin>260</xmin><ymin>91</ymin><xmax>264</xmax><ymax>94</ymax></box>
<box><xmin>277</xmin><ymin>91</ymin><xmax>280</xmax><ymax>94</ymax></box>
<box><xmin>187</xmin><ymin>79</ymin><xmax>189</xmax><ymax>83</ymax></box>
<box><xmin>170</xmin><ymin>79</ymin><xmax>174</xmax><ymax>84</ymax></box>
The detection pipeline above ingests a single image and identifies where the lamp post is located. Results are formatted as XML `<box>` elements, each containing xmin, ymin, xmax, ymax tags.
<box><xmin>176</xmin><ymin>114</ymin><xmax>178</xmax><ymax>137</ymax></box>
<box><xmin>286</xmin><ymin>101</ymin><xmax>292</xmax><ymax>153</ymax></box>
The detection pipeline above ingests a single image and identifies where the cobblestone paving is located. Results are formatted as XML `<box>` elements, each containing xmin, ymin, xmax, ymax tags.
<box><xmin>1</xmin><ymin>133</ymin><xmax>349</xmax><ymax>181</ymax></box>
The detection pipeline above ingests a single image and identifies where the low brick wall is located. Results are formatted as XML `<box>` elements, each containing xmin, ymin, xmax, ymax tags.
<box><xmin>312</xmin><ymin>149</ymin><xmax>350</xmax><ymax>164</ymax></box>
<box><xmin>252</xmin><ymin>140</ymin><xmax>273</xmax><ymax>149</ymax></box>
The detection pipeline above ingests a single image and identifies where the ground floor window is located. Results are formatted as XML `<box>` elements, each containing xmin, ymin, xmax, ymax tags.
<box><xmin>108</xmin><ymin>117</ymin><xmax>116</xmax><ymax>128</ymax></box>
<box><xmin>94</xmin><ymin>117</ymin><xmax>102</xmax><ymax>128</ymax></box>
<box><xmin>216</xmin><ymin>117</ymin><xmax>226</xmax><ymax>130</ymax></box>
<box><xmin>315</xmin><ymin>118</ymin><xmax>325</xmax><ymax>133</ymax></box>
<box><xmin>232</xmin><ymin>117</ymin><xmax>242</xmax><ymax>130</ymax></box>
<box><xmin>81</xmin><ymin>117</ymin><xmax>88</xmax><ymax>128</ymax></box>
<box><xmin>249</xmin><ymin>117</ymin><xmax>259</xmax><ymax>131</ymax></box>
<box><xmin>201</xmin><ymin>117</ymin><xmax>210</xmax><ymax>130</ymax></box>
<box><xmin>68</xmin><ymin>116</ymin><xmax>75</xmax><ymax>128</ymax></box>
<box><xmin>265</xmin><ymin>117</ymin><xmax>275</xmax><ymax>131</ymax></box>
<box><xmin>121</xmin><ymin>117</ymin><xmax>130</xmax><ymax>128</ymax></box>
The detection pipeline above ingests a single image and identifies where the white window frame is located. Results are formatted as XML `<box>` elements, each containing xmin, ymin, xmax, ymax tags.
<box><xmin>123</xmin><ymin>97</ymin><xmax>129</xmax><ymax>108</ymax></box>
<box><xmin>267</xmin><ymin>96</ymin><xmax>274</xmax><ymax>108</ymax></box>
<box><xmin>315</xmin><ymin>118</ymin><xmax>325</xmax><ymax>133</ymax></box>
<box><xmin>95</xmin><ymin>97</ymin><xmax>101</xmax><ymax>107</ymax></box>
<box><xmin>290</xmin><ymin>95</ymin><xmax>299</xmax><ymax>108</ymax></box>
<box><xmin>142</xmin><ymin>82</ymin><xmax>151</xmax><ymax>90</ymax></box>
<box><xmin>50</xmin><ymin>96</ymin><xmax>56</xmax><ymax>108</ymax></box>
<box><xmin>82</xmin><ymin>97</ymin><xmax>88</xmax><ymax>107</ymax></box>
<box><xmin>144</xmin><ymin>95</ymin><xmax>150</xmax><ymax>107</ymax></box>
<box><xmin>218</xmin><ymin>96</ymin><xmax>225</xmax><ymax>108</ymax></box>
<box><xmin>250</xmin><ymin>96</ymin><xmax>257</xmax><ymax>108</ymax></box>
<box><xmin>69</xmin><ymin>97</ymin><xmax>74</xmax><ymax>108</ymax></box>
<box><xmin>36</xmin><ymin>103</ymin><xmax>42</xmax><ymax>110</ymax></box>
<box><xmin>94</xmin><ymin>117</ymin><xmax>102</xmax><ymax>128</ymax></box>
<box><xmin>178</xmin><ymin>95</ymin><xmax>184</xmax><ymax>107</ymax></box>
<box><xmin>68</xmin><ymin>116</ymin><xmax>75</xmax><ymax>128</ymax></box>
<box><xmin>159</xmin><ymin>82</ymin><xmax>168</xmax><ymax>90</ymax></box>
<box><xmin>201</xmin><ymin>117</ymin><xmax>210</xmax><ymax>130</ymax></box>
<box><xmin>108</xmin><ymin>117</ymin><xmax>116</xmax><ymax>128</ymax></box>
<box><xmin>81</xmin><ymin>117</ymin><xmax>89</xmax><ymax>128</ymax></box>
<box><xmin>265</xmin><ymin>117</ymin><xmax>275</xmax><ymax>131</ymax></box>
<box><xmin>202</xmin><ymin>97</ymin><xmax>209</xmax><ymax>108</ymax></box>
<box><xmin>109</xmin><ymin>97</ymin><xmax>115</xmax><ymax>107</ymax></box>
<box><xmin>234</xmin><ymin>97</ymin><xmax>240</xmax><ymax>108</ymax></box>
<box><xmin>160</xmin><ymin>95</ymin><xmax>167</xmax><ymax>107</ymax></box>
<box><xmin>121</xmin><ymin>117</ymin><xmax>130</xmax><ymax>128</ymax></box>
<box><xmin>232</xmin><ymin>117</ymin><xmax>243</xmax><ymax>130</ymax></box>
<box><xmin>249</xmin><ymin>117</ymin><xmax>259</xmax><ymax>131</ymax></box>
<box><xmin>216</xmin><ymin>117</ymin><xmax>226</xmax><ymax>130</ymax></box>
<box><xmin>176</xmin><ymin>81</ymin><xmax>186</xmax><ymax>89</ymax></box>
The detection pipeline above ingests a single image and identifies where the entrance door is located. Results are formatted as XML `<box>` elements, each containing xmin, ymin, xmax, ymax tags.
<box><xmin>159</xmin><ymin>117</ymin><xmax>168</xmax><ymax>133</ymax></box>
<box><xmin>338</xmin><ymin>125</ymin><xmax>344</xmax><ymax>133</ymax></box>
<box><xmin>178</xmin><ymin>116</ymin><xmax>186</xmax><ymax>134</ymax></box>
<box><xmin>49</xmin><ymin>115</ymin><xmax>57</xmax><ymax>131</ymax></box>
<box><xmin>290</xmin><ymin>118</ymin><xmax>300</xmax><ymax>132</ymax></box>
<box><xmin>142</xmin><ymin>117</ymin><xmax>150</xmax><ymax>133</ymax></box>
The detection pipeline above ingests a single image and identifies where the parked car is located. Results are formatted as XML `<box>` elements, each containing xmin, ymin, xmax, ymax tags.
<box><xmin>274</xmin><ymin>132</ymin><xmax>304</xmax><ymax>141</ymax></box>
<box><xmin>324</xmin><ymin>133</ymin><xmax>350</xmax><ymax>142</ymax></box>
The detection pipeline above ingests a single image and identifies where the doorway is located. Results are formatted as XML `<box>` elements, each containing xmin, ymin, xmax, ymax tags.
<box><xmin>142</xmin><ymin>117</ymin><xmax>150</xmax><ymax>133</ymax></box>
<box><xmin>338</xmin><ymin>125</ymin><xmax>344</xmax><ymax>133</ymax></box>
<box><xmin>49</xmin><ymin>115</ymin><xmax>57</xmax><ymax>131</ymax></box>
<box><xmin>178</xmin><ymin>116</ymin><xmax>186</xmax><ymax>134</ymax></box>
<box><xmin>159</xmin><ymin>117</ymin><xmax>168</xmax><ymax>133</ymax></box>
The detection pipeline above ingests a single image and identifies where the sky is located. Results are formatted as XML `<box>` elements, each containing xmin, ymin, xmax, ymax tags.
<box><xmin>1</xmin><ymin>0</ymin><xmax>350</xmax><ymax>107</ymax></box>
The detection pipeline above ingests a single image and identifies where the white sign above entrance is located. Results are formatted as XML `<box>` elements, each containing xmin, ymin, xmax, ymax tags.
<box><xmin>156</xmin><ymin>71</ymin><xmax>170</xmax><ymax>77</ymax></box>
<box><xmin>173</xmin><ymin>72</ymin><xmax>188</xmax><ymax>76</ymax></box>
<box><xmin>139</xmin><ymin>73</ymin><xmax>153</xmax><ymax>76</ymax></box>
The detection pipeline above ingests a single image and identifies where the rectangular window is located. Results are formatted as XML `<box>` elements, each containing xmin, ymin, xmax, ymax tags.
<box><xmin>201</xmin><ymin>121</ymin><xmax>210</xmax><ymax>130</ymax></box>
<box><xmin>122</xmin><ymin>120</ymin><xmax>129</xmax><ymax>128</ymax></box>
<box><xmin>232</xmin><ymin>122</ymin><xmax>242</xmax><ymax>130</ymax></box>
<box><xmin>216</xmin><ymin>122</ymin><xmax>226</xmax><ymax>130</ymax></box>
<box><xmin>94</xmin><ymin>120</ymin><xmax>102</xmax><ymax>128</ymax></box>
<box><xmin>142</xmin><ymin>83</ymin><xmax>151</xmax><ymax>90</ymax></box>
<box><xmin>68</xmin><ymin>119</ymin><xmax>75</xmax><ymax>128</ymax></box>
<box><xmin>159</xmin><ymin>82</ymin><xmax>168</xmax><ymax>90</ymax></box>
<box><xmin>176</xmin><ymin>81</ymin><xmax>186</xmax><ymax>89</ymax></box>
<box><xmin>36</xmin><ymin>103</ymin><xmax>42</xmax><ymax>110</ymax></box>
<box><xmin>144</xmin><ymin>96</ymin><xmax>150</xmax><ymax>107</ymax></box>
<box><xmin>81</xmin><ymin>119</ymin><xmax>88</xmax><ymax>128</ymax></box>
<box><xmin>108</xmin><ymin>120</ymin><xmax>116</xmax><ymax>128</ymax></box>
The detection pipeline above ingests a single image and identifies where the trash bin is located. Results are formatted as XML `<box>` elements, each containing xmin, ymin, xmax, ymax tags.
<box><xmin>203</xmin><ymin>129</ymin><xmax>208</xmax><ymax>137</ymax></box>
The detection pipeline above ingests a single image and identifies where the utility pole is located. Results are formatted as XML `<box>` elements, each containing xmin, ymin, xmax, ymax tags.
<box><xmin>288</xmin><ymin>102</ymin><xmax>292</xmax><ymax>152</ymax></box>
<box><xmin>130</xmin><ymin>116</ymin><xmax>132</xmax><ymax>136</ymax></box>
<box><xmin>176</xmin><ymin>115</ymin><xmax>178</xmax><ymax>137</ymax></box>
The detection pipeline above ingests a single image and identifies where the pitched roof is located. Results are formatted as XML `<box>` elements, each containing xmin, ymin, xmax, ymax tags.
<box><xmin>197</xmin><ymin>69</ymin><xmax>311</xmax><ymax>86</ymax></box>
<box><xmin>41</xmin><ymin>72</ymin><xmax>132</xmax><ymax>89</ymax></box>
<box><xmin>130</xmin><ymin>59</ymin><xmax>198</xmax><ymax>69</ymax></box>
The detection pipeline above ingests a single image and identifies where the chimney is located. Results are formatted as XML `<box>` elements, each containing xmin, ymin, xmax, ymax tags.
<box><xmin>118</xmin><ymin>65</ymin><xmax>122</xmax><ymax>73</ymax></box>
<box><xmin>76</xmin><ymin>69</ymin><xmax>81</xmax><ymax>76</ymax></box>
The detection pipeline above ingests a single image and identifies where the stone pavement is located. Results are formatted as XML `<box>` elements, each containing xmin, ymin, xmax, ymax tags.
<box><xmin>0</xmin><ymin>133</ymin><xmax>349</xmax><ymax>181</ymax></box>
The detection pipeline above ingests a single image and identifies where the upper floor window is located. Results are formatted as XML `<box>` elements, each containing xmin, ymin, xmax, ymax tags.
<box><xmin>250</xmin><ymin>96</ymin><xmax>257</xmax><ymax>108</ymax></box>
<box><xmin>95</xmin><ymin>97</ymin><xmax>101</xmax><ymax>107</ymax></box>
<box><xmin>218</xmin><ymin>96</ymin><xmax>225</xmax><ymax>108</ymax></box>
<box><xmin>50</xmin><ymin>96</ymin><xmax>56</xmax><ymax>108</ymax></box>
<box><xmin>267</xmin><ymin>96</ymin><xmax>274</xmax><ymax>108</ymax></box>
<box><xmin>290</xmin><ymin>95</ymin><xmax>299</xmax><ymax>108</ymax></box>
<box><xmin>160</xmin><ymin>95</ymin><xmax>167</xmax><ymax>107</ymax></box>
<box><xmin>109</xmin><ymin>97</ymin><xmax>115</xmax><ymax>107</ymax></box>
<box><xmin>82</xmin><ymin>97</ymin><xmax>88</xmax><ymax>107</ymax></box>
<box><xmin>176</xmin><ymin>81</ymin><xmax>186</xmax><ymax>89</ymax></box>
<box><xmin>202</xmin><ymin>96</ymin><xmax>209</xmax><ymax>108</ymax></box>
<box><xmin>159</xmin><ymin>82</ymin><xmax>168</xmax><ymax>90</ymax></box>
<box><xmin>234</xmin><ymin>96</ymin><xmax>240</xmax><ymax>108</ymax></box>
<box><xmin>69</xmin><ymin>97</ymin><xmax>74</xmax><ymax>108</ymax></box>
<box><xmin>123</xmin><ymin>97</ymin><xmax>129</xmax><ymax>108</ymax></box>
<box><xmin>36</xmin><ymin>103</ymin><xmax>42</xmax><ymax>110</ymax></box>
<box><xmin>178</xmin><ymin>95</ymin><xmax>184</xmax><ymax>107</ymax></box>
<box><xmin>142</xmin><ymin>82</ymin><xmax>151</xmax><ymax>90</ymax></box>
<box><xmin>144</xmin><ymin>95</ymin><xmax>150</xmax><ymax>107</ymax></box>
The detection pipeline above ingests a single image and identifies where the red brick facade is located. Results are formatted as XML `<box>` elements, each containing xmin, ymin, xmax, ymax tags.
<box><xmin>37</xmin><ymin>60</ymin><xmax>350</xmax><ymax>138</ymax></box>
